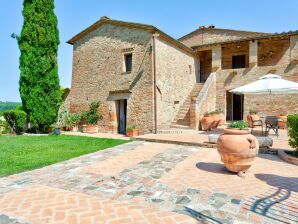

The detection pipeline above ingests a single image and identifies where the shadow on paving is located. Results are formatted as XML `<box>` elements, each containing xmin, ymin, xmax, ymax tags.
<box><xmin>182</xmin><ymin>207</ymin><xmax>226</xmax><ymax>224</ymax></box>
<box><xmin>196</xmin><ymin>162</ymin><xmax>234</xmax><ymax>175</ymax></box>
<box><xmin>245</xmin><ymin>174</ymin><xmax>298</xmax><ymax>223</ymax></box>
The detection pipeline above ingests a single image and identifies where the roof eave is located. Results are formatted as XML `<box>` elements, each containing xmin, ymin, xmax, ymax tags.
<box><xmin>192</xmin><ymin>30</ymin><xmax>298</xmax><ymax>50</ymax></box>
<box><xmin>67</xmin><ymin>19</ymin><xmax>156</xmax><ymax>45</ymax></box>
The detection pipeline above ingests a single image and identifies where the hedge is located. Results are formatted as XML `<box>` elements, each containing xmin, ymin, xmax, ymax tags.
<box><xmin>3</xmin><ymin>110</ymin><xmax>26</xmax><ymax>135</ymax></box>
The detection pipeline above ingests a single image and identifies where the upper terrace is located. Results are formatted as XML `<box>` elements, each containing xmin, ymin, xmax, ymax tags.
<box><xmin>188</xmin><ymin>30</ymin><xmax>298</xmax><ymax>83</ymax></box>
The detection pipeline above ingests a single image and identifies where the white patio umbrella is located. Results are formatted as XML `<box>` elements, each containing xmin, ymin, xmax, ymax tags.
<box><xmin>230</xmin><ymin>74</ymin><xmax>298</xmax><ymax>94</ymax></box>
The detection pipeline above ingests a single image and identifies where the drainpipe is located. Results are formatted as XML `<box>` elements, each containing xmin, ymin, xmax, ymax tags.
<box><xmin>152</xmin><ymin>33</ymin><xmax>159</xmax><ymax>134</ymax></box>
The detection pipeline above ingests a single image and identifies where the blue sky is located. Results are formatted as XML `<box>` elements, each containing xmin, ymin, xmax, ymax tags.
<box><xmin>1</xmin><ymin>0</ymin><xmax>298</xmax><ymax>102</ymax></box>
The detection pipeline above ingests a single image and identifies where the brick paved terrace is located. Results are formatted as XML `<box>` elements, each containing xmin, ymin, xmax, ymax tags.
<box><xmin>0</xmin><ymin>141</ymin><xmax>297</xmax><ymax>223</ymax></box>
<box><xmin>137</xmin><ymin>126</ymin><xmax>293</xmax><ymax>150</ymax></box>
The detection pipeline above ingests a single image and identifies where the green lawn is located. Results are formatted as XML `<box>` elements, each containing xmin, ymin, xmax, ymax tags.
<box><xmin>0</xmin><ymin>135</ymin><xmax>130</xmax><ymax>177</ymax></box>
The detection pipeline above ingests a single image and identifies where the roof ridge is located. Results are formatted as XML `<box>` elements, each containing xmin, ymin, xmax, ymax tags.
<box><xmin>67</xmin><ymin>16</ymin><xmax>195</xmax><ymax>55</ymax></box>
<box><xmin>178</xmin><ymin>27</ymin><xmax>270</xmax><ymax>41</ymax></box>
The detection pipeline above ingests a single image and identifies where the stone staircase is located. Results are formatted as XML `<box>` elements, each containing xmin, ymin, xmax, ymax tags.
<box><xmin>171</xmin><ymin>83</ymin><xmax>204</xmax><ymax>129</ymax></box>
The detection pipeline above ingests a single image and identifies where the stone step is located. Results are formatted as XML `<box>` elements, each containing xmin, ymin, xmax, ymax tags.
<box><xmin>171</xmin><ymin>82</ymin><xmax>205</xmax><ymax>128</ymax></box>
<box><xmin>172</xmin><ymin>116</ymin><xmax>190</xmax><ymax>121</ymax></box>
<box><xmin>170</xmin><ymin>124</ymin><xmax>192</xmax><ymax>129</ymax></box>
<box><xmin>176</xmin><ymin>120</ymin><xmax>190</xmax><ymax>126</ymax></box>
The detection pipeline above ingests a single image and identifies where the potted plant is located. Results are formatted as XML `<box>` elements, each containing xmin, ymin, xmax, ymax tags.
<box><xmin>200</xmin><ymin>112</ymin><xmax>214</xmax><ymax>131</ymax></box>
<box><xmin>51</xmin><ymin>106</ymin><xmax>68</xmax><ymax>135</ymax></box>
<box><xmin>277</xmin><ymin>114</ymin><xmax>287</xmax><ymax>129</ymax></box>
<box><xmin>210</xmin><ymin>109</ymin><xmax>224</xmax><ymax>127</ymax></box>
<box><xmin>65</xmin><ymin>113</ymin><xmax>81</xmax><ymax>132</ymax></box>
<box><xmin>65</xmin><ymin>113</ymin><xmax>72</xmax><ymax>131</ymax></box>
<box><xmin>51</xmin><ymin>124</ymin><xmax>61</xmax><ymax>135</ymax></box>
<box><xmin>82</xmin><ymin>101</ymin><xmax>101</xmax><ymax>133</ymax></box>
<box><xmin>201</xmin><ymin>110</ymin><xmax>224</xmax><ymax>131</ymax></box>
<box><xmin>217</xmin><ymin>121</ymin><xmax>259</xmax><ymax>176</ymax></box>
<box><xmin>71</xmin><ymin>114</ymin><xmax>81</xmax><ymax>132</ymax></box>
<box><xmin>247</xmin><ymin>109</ymin><xmax>257</xmax><ymax>128</ymax></box>
<box><xmin>126</xmin><ymin>125</ymin><xmax>139</xmax><ymax>137</ymax></box>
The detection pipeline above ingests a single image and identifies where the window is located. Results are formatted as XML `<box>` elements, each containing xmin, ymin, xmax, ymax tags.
<box><xmin>124</xmin><ymin>53</ymin><xmax>132</xmax><ymax>73</ymax></box>
<box><xmin>232</xmin><ymin>55</ymin><xmax>246</xmax><ymax>69</ymax></box>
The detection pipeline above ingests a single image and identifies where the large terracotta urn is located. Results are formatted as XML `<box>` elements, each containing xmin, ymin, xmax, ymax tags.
<box><xmin>201</xmin><ymin>115</ymin><xmax>214</xmax><ymax>131</ymax></box>
<box><xmin>217</xmin><ymin>128</ymin><xmax>259</xmax><ymax>176</ymax></box>
<box><xmin>211</xmin><ymin>114</ymin><xmax>221</xmax><ymax>128</ymax></box>
<box><xmin>83</xmin><ymin>124</ymin><xmax>98</xmax><ymax>133</ymax></box>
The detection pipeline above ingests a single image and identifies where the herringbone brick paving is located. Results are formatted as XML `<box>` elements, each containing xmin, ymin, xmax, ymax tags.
<box><xmin>0</xmin><ymin>185</ymin><xmax>198</xmax><ymax>224</ymax></box>
<box><xmin>0</xmin><ymin>141</ymin><xmax>297</xmax><ymax>223</ymax></box>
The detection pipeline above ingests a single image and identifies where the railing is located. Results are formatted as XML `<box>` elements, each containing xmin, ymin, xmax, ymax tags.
<box><xmin>190</xmin><ymin>72</ymin><xmax>217</xmax><ymax>130</ymax></box>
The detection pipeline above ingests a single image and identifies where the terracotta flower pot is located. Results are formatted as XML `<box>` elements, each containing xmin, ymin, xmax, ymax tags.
<box><xmin>211</xmin><ymin>115</ymin><xmax>220</xmax><ymax>128</ymax></box>
<box><xmin>247</xmin><ymin>115</ymin><xmax>253</xmax><ymax>128</ymax></box>
<box><xmin>72</xmin><ymin>125</ymin><xmax>79</xmax><ymax>132</ymax></box>
<box><xmin>82</xmin><ymin>124</ymin><xmax>98</xmax><ymax>133</ymax></box>
<box><xmin>201</xmin><ymin>115</ymin><xmax>214</xmax><ymax>131</ymax></box>
<box><xmin>277</xmin><ymin>115</ymin><xmax>287</xmax><ymax>129</ymax></box>
<box><xmin>126</xmin><ymin>129</ymin><xmax>139</xmax><ymax>137</ymax></box>
<box><xmin>217</xmin><ymin>128</ymin><xmax>259</xmax><ymax>176</ymax></box>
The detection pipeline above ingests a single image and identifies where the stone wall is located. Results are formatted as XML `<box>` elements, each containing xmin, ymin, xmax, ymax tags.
<box><xmin>258</xmin><ymin>38</ymin><xmax>290</xmax><ymax>66</ymax></box>
<box><xmin>221</xmin><ymin>42</ymin><xmax>249</xmax><ymax>69</ymax></box>
<box><xmin>180</xmin><ymin>29</ymin><xmax>265</xmax><ymax>47</ymax></box>
<box><xmin>215</xmin><ymin>64</ymin><xmax>298</xmax><ymax>120</ymax></box>
<box><xmin>67</xmin><ymin>24</ymin><xmax>154</xmax><ymax>134</ymax></box>
<box><xmin>155</xmin><ymin>37</ymin><xmax>198</xmax><ymax>129</ymax></box>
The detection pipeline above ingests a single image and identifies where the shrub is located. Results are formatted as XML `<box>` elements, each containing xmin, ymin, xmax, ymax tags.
<box><xmin>126</xmin><ymin>125</ymin><xmax>136</xmax><ymax>131</ymax></box>
<box><xmin>54</xmin><ymin>106</ymin><xmax>69</xmax><ymax>129</ymax></box>
<box><xmin>205</xmin><ymin>109</ymin><xmax>223</xmax><ymax>116</ymax></box>
<box><xmin>3</xmin><ymin>110</ymin><xmax>27</xmax><ymax>134</ymax></box>
<box><xmin>0</xmin><ymin>118</ymin><xmax>9</xmax><ymax>134</ymax></box>
<box><xmin>287</xmin><ymin>114</ymin><xmax>298</xmax><ymax>151</ymax></box>
<box><xmin>65</xmin><ymin>113</ymin><xmax>81</xmax><ymax>129</ymax></box>
<box><xmin>82</xmin><ymin>102</ymin><xmax>101</xmax><ymax>125</ymax></box>
<box><xmin>228</xmin><ymin>121</ymin><xmax>248</xmax><ymax>129</ymax></box>
<box><xmin>249</xmin><ymin>109</ymin><xmax>257</xmax><ymax>115</ymax></box>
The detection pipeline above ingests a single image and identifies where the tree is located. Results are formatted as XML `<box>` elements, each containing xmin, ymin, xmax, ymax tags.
<box><xmin>17</xmin><ymin>0</ymin><xmax>61</xmax><ymax>132</ymax></box>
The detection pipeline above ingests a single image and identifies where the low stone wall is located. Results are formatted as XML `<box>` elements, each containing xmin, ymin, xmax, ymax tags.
<box><xmin>190</xmin><ymin>73</ymin><xmax>216</xmax><ymax>130</ymax></box>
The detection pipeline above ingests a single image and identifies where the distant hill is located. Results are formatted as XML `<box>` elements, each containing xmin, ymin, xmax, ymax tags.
<box><xmin>0</xmin><ymin>102</ymin><xmax>22</xmax><ymax>112</ymax></box>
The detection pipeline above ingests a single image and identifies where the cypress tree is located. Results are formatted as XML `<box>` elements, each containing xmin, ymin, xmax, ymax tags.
<box><xmin>17</xmin><ymin>0</ymin><xmax>61</xmax><ymax>132</ymax></box>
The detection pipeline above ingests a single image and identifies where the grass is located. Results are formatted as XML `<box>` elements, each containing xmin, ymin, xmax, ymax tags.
<box><xmin>0</xmin><ymin>135</ymin><xmax>130</xmax><ymax>177</ymax></box>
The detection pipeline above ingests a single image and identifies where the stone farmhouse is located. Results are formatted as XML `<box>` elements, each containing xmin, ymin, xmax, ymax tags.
<box><xmin>66</xmin><ymin>16</ymin><xmax>298</xmax><ymax>134</ymax></box>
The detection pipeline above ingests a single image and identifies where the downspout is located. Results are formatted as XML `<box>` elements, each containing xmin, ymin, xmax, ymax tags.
<box><xmin>152</xmin><ymin>33</ymin><xmax>159</xmax><ymax>134</ymax></box>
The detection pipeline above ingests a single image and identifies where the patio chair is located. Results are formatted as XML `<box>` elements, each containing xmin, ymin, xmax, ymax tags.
<box><xmin>265</xmin><ymin>116</ymin><xmax>280</xmax><ymax>137</ymax></box>
<box><xmin>251</xmin><ymin>114</ymin><xmax>264</xmax><ymax>136</ymax></box>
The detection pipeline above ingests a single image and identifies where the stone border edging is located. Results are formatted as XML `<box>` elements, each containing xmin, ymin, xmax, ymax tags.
<box><xmin>133</xmin><ymin>137</ymin><xmax>217</xmax><ymax>148</ymax></box>
<box><xmin>278</xmin><ymin>149</ymin><xmax>298</xmax><ymax>165</ymax></box>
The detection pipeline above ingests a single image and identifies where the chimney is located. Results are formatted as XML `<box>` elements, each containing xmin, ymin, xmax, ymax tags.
<box><xmin>100</xmin><ymin>16</ymin><xmax>110</xmax><ymax>20</ymax></box>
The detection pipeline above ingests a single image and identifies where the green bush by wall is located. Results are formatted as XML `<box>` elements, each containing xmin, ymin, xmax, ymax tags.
<box><xmin>287</xmin><ymin>114</ymin><xmax>298</xmax><ymax>152</ymax></box>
